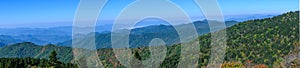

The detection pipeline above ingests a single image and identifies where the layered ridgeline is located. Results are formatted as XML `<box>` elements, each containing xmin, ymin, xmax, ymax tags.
<box><xmin>0</xmin><ymin>11</ymin><xmax>298</xmax><ymax>67</ymax></box>
<box><xmin>0</xmin><ymin>20</ymin><xmax>238</xmax><ymax>47</ymax></box>
<box><xmin>58</xmin><ymin>20</ymin><xmax>238</xmax><ymax>48</ymax></box>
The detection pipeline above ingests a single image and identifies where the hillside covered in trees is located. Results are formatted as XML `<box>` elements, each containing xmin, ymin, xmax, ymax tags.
<box><xmin>0</xmin><ymin>51</ymin><xmax>77</xmax><ymax>68</ymax></box>
<box><xmin>198</xmin><ymin>11</ymin><xmax>299</xmax><ymax>67</ymax></box>
<box><xmin>0</xmin><ymin>11</ymin><xmax>298</xmax><ymax>68</ymax></box>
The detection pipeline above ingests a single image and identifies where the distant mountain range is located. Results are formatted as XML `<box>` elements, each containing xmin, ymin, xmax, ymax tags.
<box><xmin>57</xmin><ymin>20</ymin><xmax>239</xmax><ymax>48</ymax></box>
<box><xmin>0</xmin><ymin>25</ymin><xmax>112</xmax><ymax>46</ymax></box>
<box><xmin>225</xmin><ymin>14</ymin><xmax>277</xmax><ymax>22</ymax></box>
<box><xmin>0</xmin><ymin>14</ymin><xmax>277</xmax><ymax>47</ymax></box>
<box><xmin>0</xmin><ymin>20</ymin><xmax>238</xmax><ymax>48</ymax></box>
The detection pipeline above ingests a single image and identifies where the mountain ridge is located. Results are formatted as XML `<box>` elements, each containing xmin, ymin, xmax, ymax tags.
<box><xmin>0</xmin><ymin>11</ymin><xmax>298</xmax><ymax>67</ymax></box>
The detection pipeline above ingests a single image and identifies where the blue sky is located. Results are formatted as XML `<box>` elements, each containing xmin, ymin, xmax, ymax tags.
<box><xmin>0</xmin><ymin>0</ymin><xmax>298</xmax><ymax>28</ymax></box>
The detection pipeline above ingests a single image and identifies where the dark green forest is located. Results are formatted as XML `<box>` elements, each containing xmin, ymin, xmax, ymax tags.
<box><xmin>0</xmin><ymin>51</ymin><xmax>77</xmax><ymax>68</ymax></box>
<box><xmin>0</xmin><ymin>11</ymin><xmax>299</xmax><ymax>68</ymax></box>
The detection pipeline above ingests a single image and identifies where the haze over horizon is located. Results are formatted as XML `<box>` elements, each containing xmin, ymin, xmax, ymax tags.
<box><xmin>0</xmin><ymin>0</ymin><xmax>298</xmax><ymax>28</ymax></box>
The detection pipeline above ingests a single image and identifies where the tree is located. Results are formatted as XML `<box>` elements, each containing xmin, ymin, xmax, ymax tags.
<box><xmin>49</xmin><ymin>51</ymin><xmax>59</xmax><ymax>66</ymax></box>
<box><xmin>134</xmin><ymin>50</ymin><xmax>142</xmax><ymax>60</ymax></box>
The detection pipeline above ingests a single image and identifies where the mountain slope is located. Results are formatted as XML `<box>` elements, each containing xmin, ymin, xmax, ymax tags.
<box><xmin>197</xmin><ymin>11</ymin><xmax>299</xmax><ymax>66</ymax></box>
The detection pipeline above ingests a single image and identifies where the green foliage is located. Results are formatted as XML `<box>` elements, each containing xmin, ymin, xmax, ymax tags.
<box><xmin>49</xmin><ymin>51</ymin><xmax>60</xmax><ymax>66</ymax></box>
<box><xmin>0</xmin><ymin>43</ymin><xmax>74</xmax><ymax>63</ymax></box>
<box><xmin>221</xmin><ymin>62</ymin><xmax>245</xmax><ymax>68</ymax></box>
<box><xmin>0</xmin><ymin>56</ymin><xmax>77</xmax><ymax>68</ymax></box>
<box><xmin>199</xmin><ymin>11</ymin><xmax>299</xmax><ymax>67</ymax></box>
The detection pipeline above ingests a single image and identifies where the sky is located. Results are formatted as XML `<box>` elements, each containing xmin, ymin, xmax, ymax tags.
<box><xmin>0</xmin><ymin>0</ymin><xmax>298</xmax><ymax>28</ymax></box>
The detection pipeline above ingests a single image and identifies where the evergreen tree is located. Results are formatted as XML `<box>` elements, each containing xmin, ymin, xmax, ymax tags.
<box><xmin>134</xmin><ymin>50</ymin><xmax>142</xmax><ymax>60</ymax></box>
<box><xmin>49</xmin><ymin>51</ymin><xmax>59</xmax><ymax>66</ymax></box>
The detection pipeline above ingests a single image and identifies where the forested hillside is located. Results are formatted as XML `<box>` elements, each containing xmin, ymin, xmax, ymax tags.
<box><xmin>0</xmin><ymin>42</ymin><xmax>74</xmax><ymax>63</ymax></box>
<box><xmin>197</xmin><ymin>11</ymin><xmax>299</xmax><ymax>67</ymax></box>
<box><xmin>0</xmin><ymin>51</ymin><xmax>77</xmax><ymax>68</ymax></box>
